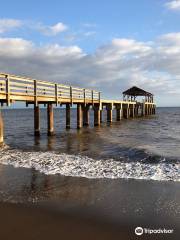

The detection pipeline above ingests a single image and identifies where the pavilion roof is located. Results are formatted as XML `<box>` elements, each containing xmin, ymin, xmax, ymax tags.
<box><xmin>123</xmin><ymin>86</ymin><xmax>153</xmax><ymax>97</ymax></box>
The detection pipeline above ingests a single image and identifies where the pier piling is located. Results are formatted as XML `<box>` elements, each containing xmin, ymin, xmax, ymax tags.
<box><xmin>77</xmin><ymin>104</ymin><xmax>83</xmax><ymax>129</ymax></box>
<box><xmin>94</xmin><ymin>105</ymin><xmax>101</xmax><ymax>126</ymax></box>
<box><xmin>130</xmin><ymin>105</ymin><xmax>135</xmax><ymax>118</ymax></box>
<box><xmin>83</xmin><ymin>105</ymin><xmax>90</xmax><ymax>126</ymax></box>
<box><xmin>107</xmin><ymin>104</ymin><xmax>113</xmax><ymax>123</ymax></box>
<box><xmin>116</xmin><ymin>105</ymin><xmax>122</xmax><ymax>121</ymax></box>
<box><xmin>141</xmin><ymin>103</ymin><xmax>145</xmax><ymax>116</ymax></box>
<box><xmin>66</xmin><ymin>103</ymin><xmax>71</xmax><ymax>129</ymax></box>
<box><xmin>47</xmin><ymin>103</ymin><xmax>54</xmax><ymax>136</ymax></box>
<box><xmin>123</xmin><ymin>104</ymin><xmax>129</xmax><ymax>119</ymax></box>
<box><xmin>100</xmin><ymin>109</ymin><xmax>103</xmax><ymax>123</ymax></box>
<box><xmin>0</xmin><ymin>111</ymin><xmax>3</xmax><ymax>144</ymax></box>
<box><xmin>34</xmin><ymin>105</ymin><xmax>40</xmax><ymax>136</ymax></box>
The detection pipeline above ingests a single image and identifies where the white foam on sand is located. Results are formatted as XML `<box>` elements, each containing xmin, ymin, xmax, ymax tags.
<box><xmin>0</xmin><ymin>147</ymin><xmax>179</xmax><ymax>182</ymax></box>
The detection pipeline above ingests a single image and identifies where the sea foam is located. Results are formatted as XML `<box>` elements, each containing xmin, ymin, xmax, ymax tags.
<box><xmin>0</xmin><ymin>148</ymin><xmax>179</xmax><ymax>182</ymax></box>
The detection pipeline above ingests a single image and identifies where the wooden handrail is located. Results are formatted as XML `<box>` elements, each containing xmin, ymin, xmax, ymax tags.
<box><xmin>0</xmin><ymin>73</ymin><xmax>101</xmax><ymax>105</ymax></box>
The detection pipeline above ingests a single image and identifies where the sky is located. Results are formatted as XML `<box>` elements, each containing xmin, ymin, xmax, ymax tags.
<box><xmin>0</xmin><ymin>0</ymin><xmax>180</xmax><ymax>106</ymax></box>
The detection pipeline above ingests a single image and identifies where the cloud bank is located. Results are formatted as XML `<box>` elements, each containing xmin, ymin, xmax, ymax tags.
<box><xmin>0</xmin><ymin>32</ymin><xmax>180</xmax><ymax>106</ymax></box>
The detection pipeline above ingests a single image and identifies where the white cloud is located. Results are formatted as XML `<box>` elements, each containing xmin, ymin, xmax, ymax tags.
<box><xmin>165</xmin><ymin>0</ymin><xmax>180</xmax><ymax>11</ymax></box>
<box><xmin>0</xmin><ymin>19</ymin><xmax>68</xmax><ymax>36</ymax></box>
<box><xmin>82</xmin><ymin>23</ymin><xmax>97</xmax><ymax>28</ymax></box>
<box><xmin>49</xmin><ymin>22</ymin><xmax>68</xmax><ymax>35</ymax></box>
<box><xmin>0</xmin><ymin>33</ymin><xmax>180</xmax><ymax>105</ymax></box>
<box><xmin>36</xmin><ymin>22</ymin><xmax>68</xmax><ymax>36</ymax></box>
<box><xmin>84</xmin><ymin>31</ymin><xmax>96</xmax><ymax>37</ymax></box>
<box><xmin>0</xmin><ymin>38</ymin><xmax>33</xmax><ymax>56</ymax></box>
<box><xmin>0</xmin><ymin>19</ymin><xmax>22</xmax><ymax>34</ymax></box>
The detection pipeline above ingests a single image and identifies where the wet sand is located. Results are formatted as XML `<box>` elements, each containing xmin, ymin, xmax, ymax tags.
<box><xmin>0</xmin><ymin>198</ymin><xmax>179</xmax><ymax>240</ymax></box>
<box><xmin>0</xmin><ymin>202</ymin><xmax>127</xmax><ymax>240</ymax></box>
<box><xmin>0</xmin><ymin>165</ymin><xmax>179</xmax><ymax>240</ymax></box>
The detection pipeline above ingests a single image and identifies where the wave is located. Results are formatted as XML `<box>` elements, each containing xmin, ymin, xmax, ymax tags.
<box><xmin>0</xmin><ymin>147</ymin><xmax>179</xmax><ymax>182</ymax></box>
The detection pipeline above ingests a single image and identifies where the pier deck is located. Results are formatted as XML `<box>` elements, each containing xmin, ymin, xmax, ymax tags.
<box><xmin>0</xmin><ymin>73</ymin><xmax>156</xmax><ymax>142</ymax></box>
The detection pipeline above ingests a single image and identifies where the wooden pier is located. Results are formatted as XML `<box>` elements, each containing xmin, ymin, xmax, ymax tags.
<box><xmin>0</xmin><ymin>73</ymin><xmax>156</xmax><ymax>143</ymax></box>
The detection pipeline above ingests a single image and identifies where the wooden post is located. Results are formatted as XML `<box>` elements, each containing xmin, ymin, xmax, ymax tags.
<box><xmin>107</xmin><ymin>104</ymin><xmax>113</xmax><ymax>123</ymax></box>
<box><xmin>116</xmin><ymin>105</ymin><xmax>121</xmax><ymax>121</ymax></box>
<box><xmin>55</xmin><ymin>84</ymin><xmax>58</xmax><ymax>106</ymax></box>
<box><xmin>77</xmin><ymin>104</ymin><xmax>83</xmax><ymax>129</ymax></box>
<box><xmin>34</xmin><ymin>80</ymin><xmax>38</xmax><ymax>107</ymax></box>
<box><xmin>83</xmin><ymin>105</ymin><xmax>90</xmax><ymax>126</ymax></box>
<box><xmin>153</xmin><ymin>106</ymin><xmax>156</xmax><ymax>115</ymax></box>
<box><xmin>141</xmin><ymin>103</ymin><xmax>145</xmax><ymax>116</ymax></box>
<box><xmin>70</xmin><ymin>86</ymin><xmax>73</xmax><ymax>105</ymax></box>
<box><xmin>83</xmin><ymin>89</ymin><xmax>86</xmax><ymax>105</ymax></box>
<box><xmin>149</xmin><ymin>105</ymin><xmax>152</xmax><ymax>115</ymax></box>
<box><xmin>145</xmin><ymin>105</ymin><xmax>148</xmax><ymax>115</ymax></box>
<box><xmin>151</xmin><ymin>105</ymin><xmax>154</xmax><ymax>115</ymax></box>
<box><xmin>130</xmin><ymin>105</ymin><xmax>134</xmax><ymax>118</ymax></box>
<box><xmin>134</xmin><ymin>105</ymin><xmax>137</xmax><ymax>117</ymax></box>
<box><xmin>91</xmin><ymin>90</ymin><xmax>94</xmax><ymax>105</ymax></box>
<box><xmin>94</xmin><ymin>105</ymin><xmax>100</xmax><ymax>126</ymax></box>
<box><xmin>47</xmin><ymin>103</ymin><xmax>54</xmax><ymax>136</ymax></box>
<box><xmin>123</xmin><ymin>104</ymin><xmax>129</xmax><ymax>119</ymax></box>
<box><xmin>34</xmin><ymin>105</ymin><xmax>40</xmax><ymax>136</ymax></box>
<box><xmin>100</xmin><ymin>109</ymin><xmax>103</xmax><ymax>123</ymax></box>
<box><xmin>134</xmin><ymin>105</ymin><xmax>138</xmax><ymax>117</ymax></box>
<box><xmin>6</xmin><ymin>75</ymin><xmax>10</xmax><ymax>106</ymax></box>
<box><xmin>149</xmin><ymin>105</ymin><xmax>151</xmax><ymax>115</ymax></box>
<box><xmin>0</xmin><ymin>110</ymin><xmax>4</xmax><ymax>144</ymax></box>
<box><xmin>66</xmin><ymin>103</ymin><xmax>71</xmax><ymax>129</ymax></box>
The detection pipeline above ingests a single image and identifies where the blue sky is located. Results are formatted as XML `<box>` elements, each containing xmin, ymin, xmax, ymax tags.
<box><xmin>0</xmin><ymin>0</ymin><xmax>180</xmax><ymax>106</ymax></box>
<box><xmin>1</xmin><ymin>0</ymin><xmax>179</xmax><ymax>50</ymax></box>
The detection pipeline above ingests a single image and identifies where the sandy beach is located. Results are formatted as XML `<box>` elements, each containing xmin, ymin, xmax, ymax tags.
<box><xmin>0</xmin><ymin>187</ymin><xmax>179</xmax><ymax>240</ymax></box>
<box><xmin>0</xmin><ymin>163</ymin><xmax>179</xmax><ymax>240</ymax></box>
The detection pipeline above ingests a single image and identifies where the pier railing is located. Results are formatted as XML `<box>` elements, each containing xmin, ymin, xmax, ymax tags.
<box><xmin>0</xmin><ymin>73</ymin><xmax>100</xmax><ymax>105</ymax></box>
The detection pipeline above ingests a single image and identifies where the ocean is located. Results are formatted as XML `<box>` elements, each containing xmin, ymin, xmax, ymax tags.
<box><xmin>0</xmin><ymin>107</ymin><xmax>179</xmax><ymax>182</ymax></box>
<box><xmin>0</xmin><ymin>107</ymin><xmax>179</xmax><ymax>239</ymax></box>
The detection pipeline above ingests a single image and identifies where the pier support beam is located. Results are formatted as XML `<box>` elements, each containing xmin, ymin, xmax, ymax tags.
<box><xmin>123</xmin><ymin>104</ymin><xmax>129</xmax><ymax>119</ymax></box>
<box><xmin>77</xmin><ymin>104</ymin><xmax>83</xmax><ymax>129</ymax></box>
<box><xmin>83</xmin><ymin>105</ymin><xmax>90</xmax><ymax>126</ymax></box>
<box><xmin>94</xmin><ymin>104</ymin><xmax>101</xmax><ymax>126</ymax></box>
<box><xmin>135</xmin><ymin>105</ymin><xmax>139</xmax><ymax>117</ymax></box>
<box><xmin>141</xmin><ymin>103</ymin><xmax>145</xmax><ymax>117</ymax></box>
<box><xmin>47</xmin><ymin>103</ymin><xmax>54</xmax><ymax>136</ymax></box>
<box><xmin>116</xmin><ymin>104</ymin><xmax>122</xmax><ymax>121</ymax></box>
<box><xmin>0</xmin><ymin>110</ymin><xmax>4</xmax><ymax>144</ymax></box>
<box><xmin>151</xmin><ymin>105</ymin><xmax>153</xmax><ymax>115</ymax></box>
<box><xmin>100</xmin><ymin>110</ymin><xmax>103</xmax><ymax>123</ymax></box>
<box><xmin>150</xmin><ymin>106</ymin><xmax>152</xmax><ymax>115</ymax></box>
<box><xmin>106</xmin><ymin>104</ymin><xmax>113</xmax><ymax>123</ymax></box>
<box><xmin>66</xmin><ymin>103</ymin><xmax>71</xmax><ymax>129</ymax></box>
<box><xmin>145</xmin><ymin>105</ymin><xmax>148</xmax><ymax>115</ymax></box>
<box><xmin>130</xmin><ymin>105</ymin><xmax>135</xmax><ymax>118</ymax></box>
<box><xmin>34</xmin><ymin>105</ymin><xmax>40</xmax><ymax>136</ymax></box>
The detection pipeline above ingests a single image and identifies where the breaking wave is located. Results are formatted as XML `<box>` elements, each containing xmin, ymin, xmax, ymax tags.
<box><xmin>0</xmin><ymin>147</ymin><xmax>179</xmax><ymax>182</ymax></box>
